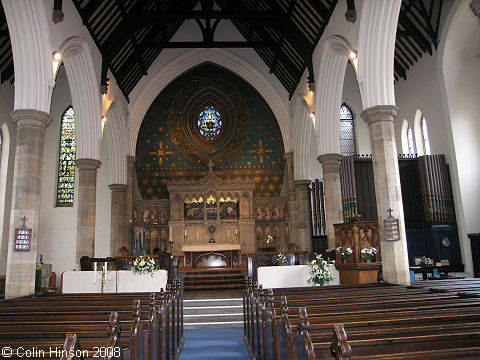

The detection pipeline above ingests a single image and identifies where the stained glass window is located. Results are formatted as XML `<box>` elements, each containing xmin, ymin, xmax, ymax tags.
<box><xmin>340</xmin><ymin>104</ymin><xmax>357</xmax><ymax>156</ymax></box>
<box><xmin>56</xmin><ymin>106</ymin><xmax>76</xmax><ymax>206</ymax></box>
<box><xmin>421</xmin><ymin>116</ymin><xmax>431</xmax><ymax>155</ymax></box>
<box><xmin>197</xmin><ymin>105</ymin><xmax>222</xmax><ymax>141</ymax></box>
<box><xmin>407</xmin><ymin>125</ymin><xmax>415</xmax><ymax>155</ymax></box>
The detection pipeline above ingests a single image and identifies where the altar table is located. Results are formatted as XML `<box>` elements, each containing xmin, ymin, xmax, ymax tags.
<box><xmin>181</xmin><ymin>244</ymin><xmax>241</xmax><ymax>268</ymax></box>
<box><xmin>61</xmin><ymin>270</ymin><xmax>168</xmax><ymax>293</ymax></box>
<box><xmin>257</xmin><ymin>264</ymin><xmax>339</xmax><ymax>288</ymax></box>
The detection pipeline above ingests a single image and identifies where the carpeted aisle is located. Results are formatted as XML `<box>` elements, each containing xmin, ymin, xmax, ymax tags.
<box><xmin>180</xmin><ymin>327</ymin><xmax>250</xmax><ymax>360</ymax></box>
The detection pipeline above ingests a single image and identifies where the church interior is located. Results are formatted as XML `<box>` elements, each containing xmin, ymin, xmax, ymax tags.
<box><xmin>1</xmin><ymin>0</ymin><xmax>480</xmax><ymax>359</ymax></box>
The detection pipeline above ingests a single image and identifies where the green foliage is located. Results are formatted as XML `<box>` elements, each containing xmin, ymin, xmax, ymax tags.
<box><xmin>307</xmin><ymin>253</ymin><xmax>335</xmax><ymax>286</ymax></box>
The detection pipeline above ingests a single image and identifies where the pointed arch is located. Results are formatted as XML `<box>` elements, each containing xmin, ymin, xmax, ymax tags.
<box><xmin>56</xmin><ymin>106</ymin><xmax>76</xmax><ymax>206</ymax></box>
<box><xmin>128</xmin><ymin>48</ymin><xmax>291</xmax><ymax>155</ymax></box>
<box><xmin>291</xmin><ymin>95</ymin><xmax>314</xmax><ymax>180</ymax></box>
<box><xmin>59</xmin><ymin>36</ymin><xmax>102</xmax><ymax>160</ymax></box>
<box><xmin>104</xmin><ymin>101</ymin><xmax>128</xmax><ymax>185</ymax></box>
<box><xmin>315</xmin><ymin>35</ymin><xmax>354</xmax><ymax>155</ymax></box>
<box><xmin>3</xmin><ymin>0</ymin><xmax>53</xmax><ymax>112</ymax></box>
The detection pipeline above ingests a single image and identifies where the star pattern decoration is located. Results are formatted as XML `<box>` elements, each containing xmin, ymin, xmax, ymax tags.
<box><xmin>249</xmin><ymin>139</ymin><xmax>273</xmax><ymax>164</ymax></box>
<box><xmin>149</xmin><ymin>141</ymin><xmax>173</xmax><ymax>166</ymax></box>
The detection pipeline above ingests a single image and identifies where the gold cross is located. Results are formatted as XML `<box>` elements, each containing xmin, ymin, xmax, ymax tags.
<box><xmin>148</xmin><ymin>141</ymin><xmax>173</xmax><ymax>166</ymax></box>
<box><xmin>249</xmin><ymin>139</ymin><xmax>273</xmax><ymax>164</ymax></box>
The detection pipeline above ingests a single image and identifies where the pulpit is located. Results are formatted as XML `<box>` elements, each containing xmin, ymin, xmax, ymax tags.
<box><xmin>334</xmin><ymin>221</ymin><xmax>381</xmax><ymax>284</ymax></box>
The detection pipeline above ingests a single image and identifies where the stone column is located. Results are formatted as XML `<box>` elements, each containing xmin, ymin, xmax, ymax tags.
<box><xmin>76</xmin><ymin>158</ymin><xmax>101</xmax><ymax>265</ymax></box>
<box><xmin>5</xmin><ymin>109</ymin><xmax>52</xmax><ymax>298</ymax></box>
<box><xmin>125</xmin><ymin>156</ymin><xmax>136</xmax><ymax>250</ymax></box>
<box><xmin>283</xmin><ymin>152</ymin><xmax>295</xmax><ymax>247</ymax></box>
<box><xmin>109</xmin><ymin>184</ymin><xmax>127</xmax><ymax>256</ymax></box>
<box><xmin>317</xmin><ymin>153</ymin><xmax>343</xmax><ymax>250</ymax></box>
<box><xmin>361</xmin><ymin>105</ymin><xmax>410</xmax><ymax>285</ymax></box>
<box><xmin>293</xmin><ymin>180</ymin><xmax>312</xmax><ymax>251</ymax></box>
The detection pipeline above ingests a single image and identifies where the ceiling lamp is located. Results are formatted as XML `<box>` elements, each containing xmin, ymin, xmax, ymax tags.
<box><xmin>349</xmin><ymin>50</ymin><xmax>358</xmax><ymax>60</ymax></box>
<box><xmin>52</xmin><ymin>51</ymin><xmax>62</xmax><ymax>61</ymax></box>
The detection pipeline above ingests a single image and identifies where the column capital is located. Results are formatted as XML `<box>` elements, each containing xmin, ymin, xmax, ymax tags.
<box><xmin>317</xmin><ymin>153</ymin><xmax>342</xmax><ymax>174</ymax></box>
<box><xmin>360</xmin><ymin>105</ymin><xmax>399</xmax><ymax>125</ymax></box>
<box><xmin>109</xmin><ymin>184</ymin><xmax>127</xmax><ymax>192</ymax></box>
<box><xmin>127</xmin><ymin>155</ymin><xmax>136</xmax><ymax>166</ymax></box>
<box><xmin>294</xmin><ymin>179</ymin><xmax>311</xmax><ymax>189</ymax></box>
<box><xmin>76</xmin><ymin>158</ymin><xmax>102</xmax><ymax>171</ymax></box>
<box><xmin>283</xmin><ymin>152</ymin><xmax>293</xmax><ymax>160</ymax></box>
<box><xmin>10</xmin><ymin>109</ymin><xmax>52</xmax><ymax>129</ymax></box>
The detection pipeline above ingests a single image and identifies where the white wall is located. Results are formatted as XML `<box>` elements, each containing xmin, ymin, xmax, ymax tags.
<box><xmin>393</xmin><ymin>0</ymin><xmax>480</xmax><ymax>274</ymax></box>
<box><xmin>342</xmin><ymin>62</ymin><xmax>370</xmax><ymax>155</ymax></box>
<box><xmin>440</xmin><ymin>1</ymin><xmax>480</xmax><ymax>273</ymax></box>
<box><xmin>38</xmin><ymin>66</ymin><xmax>77</xmax><ymax>279</ymax></box>
<box><xmin>0</xmin><ymin>82</ymin><xmax>15</xmax><ymax>276</ymax></box>
<box><xmin>94</xmin><ymin>137</ymin><xmax>111</xmax><ymax>258</ymax></box>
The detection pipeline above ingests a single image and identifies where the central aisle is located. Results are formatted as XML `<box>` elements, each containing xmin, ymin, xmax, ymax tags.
<box><xmin>179</xmin><ymin>327</ymin><xmax>249</xmax><ymax>360</ymax></box>
<box><xmin>180</xmin><ymin>289</ymin><xmax>249</xmax><ymax>359</ymax></box>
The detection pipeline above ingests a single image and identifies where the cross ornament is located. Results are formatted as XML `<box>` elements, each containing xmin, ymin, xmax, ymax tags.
<box><xmin>387</xmin><ymin>208</ymin><xmax>394</xmax><ymax>218</ymax></box>
<box><xmin>21</xmin><ymin>216</ymin><xmax>28</xmax><ymax>227</ymax></box>
<box><xmin>249</xmin><ymin>139</ymin><xmax>273</xmax><ymax>164</ymax></box>
<box><xmin>148</xmin><ymin>141</ymin><xmax>173</xmax><ymax>166</ymax></box>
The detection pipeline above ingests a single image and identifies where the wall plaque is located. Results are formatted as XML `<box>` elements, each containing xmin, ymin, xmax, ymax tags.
<box><xmin>15</xmin><ymin>216</ymin><xmax>31</xmax><ymax>251</ymax></box>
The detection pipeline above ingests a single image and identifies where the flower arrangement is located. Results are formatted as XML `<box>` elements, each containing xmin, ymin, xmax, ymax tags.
<box><xmin>361</xmin><ymin>247</ymin><xmax>377</xmax><ymax>262</ymax></box>
<box><xmin>131</xmin><ymin>255</ymin><xmax>159</xmax><ymax>277</ymax></box>
<box><xmin>307</xmin><ymin>253</ymin><xmax>335</xmax><ymax>286</ymax></box>
<box><xmin>277</xmin><ymin>252</ymin><xmax>286</xmax><ymax>266</ymax></box>
<box><xmin>336</xmin><ymin>246</ymin><xmax>353</xmax><ymax>262</ymax></box>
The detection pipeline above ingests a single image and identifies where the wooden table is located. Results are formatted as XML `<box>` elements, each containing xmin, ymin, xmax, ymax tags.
<box><xmin>181</xmin><ymin>244</ymin><xmax>241</xmax><ymax>268</ymax></box>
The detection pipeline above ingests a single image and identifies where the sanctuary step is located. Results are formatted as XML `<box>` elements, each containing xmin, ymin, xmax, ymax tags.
<box><xmin>183</xmin><ymin>268</ymin><xmax>246</xmax><ymax>291</ymax></box>
<box><xmin>183</xmin><ymin>297</ymin><xmax>244</xmax><ymax>329</ymax></box>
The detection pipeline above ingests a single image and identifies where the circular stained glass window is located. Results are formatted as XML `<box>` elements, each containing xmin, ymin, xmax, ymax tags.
<box><xmin>197</xmin><ymin>105</ymin><xmax>222</xmax><ymax>141</ymax></box>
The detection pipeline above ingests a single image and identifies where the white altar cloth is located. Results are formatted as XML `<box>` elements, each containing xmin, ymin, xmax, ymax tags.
<box><xmin>62</xmin><ymin>270</ymin><xmax>168</xmax><ymax>294</ymax></box>
<box><xmin>257</xmin><ymin>264</ymin><xmax>339</xmax><ymax>288</ymax></box>
<box><xmin>181</xmin><ymin>244</ymin><xmax>241</xmax><ymax>252</ymax></box>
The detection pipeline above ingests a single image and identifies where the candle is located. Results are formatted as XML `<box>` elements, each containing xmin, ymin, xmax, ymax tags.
<box><xmin>103</xmin><ymin>262</ymin><xmax>107</xmax><ymax>274</ymax></box>
<box><xmin>235</xmin><ymin>228</ymin><xmax>238</xmax><ymax>235</ymax></box>
<box><xmin>184</xmin><ymin>229</ymin><xmax>187</xmax><ymax>237</ymax></box>
<box><xmin>169</xmin><ymin>226</ymin><xmax>172</xmax><ymax>242</ymax></box>
<box><xmin>228</xmin><ymin>229</ymin><xmax>230</xmax><ymax>241</ymax></box>
<box><xmin>93</xmin><ymin>262</ymin><xmax>97</xmax><ymax>283</ymax></box>
<box><xmin>196</xmin><ymin>229</ymin><xmax>199</xmax><ymax>241</ymax></box>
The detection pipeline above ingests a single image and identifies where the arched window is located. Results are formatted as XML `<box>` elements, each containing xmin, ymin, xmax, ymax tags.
<box><xmin>339</xmin><ymin>104</ymin><xmax>357</xmax><ymax>156</ymax></box>
<box><xmin>56</xmin><ymin>106</ymin><xmax>76</xmax><ymax>206</ymax></box>
<box><xmin>407</xmin><ymin>125</ymin><xmax>415</xmax><ymax>155</ymax></box>
<box><xmin>421</xmin><ymin>116</ymin><xmax>431</xmax><ymax>155</ymax></box>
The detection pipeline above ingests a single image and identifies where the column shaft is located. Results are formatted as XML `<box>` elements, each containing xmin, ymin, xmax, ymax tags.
<box><xmin>110</xmin><ymin>184</ymin><xmax>127</xmax><ymax>256</ymax></box>
<box><xmin>125</xmin><ymin>156</ymin><xmax>136</xmax><ymax>251</ymax></box>
<box><xmin>283</xmin><ymin>152</ymin><xmax>295</xmax><ymax>247</ymax></box>
<box><xmin>76</xmin><ymin>158</ymin><xmax>101</xmax><ymax>265</ymax></box>
<box><xmin>293</xmin><ymin>180</ymin><xmax>312</xmax><ymax>251</ymax></box>
<box><xmin>317</xmin><ymin>153</ymin><xmax>343</xmax><ymax>249</ymax></box>
<box><xmin>361</xmin><ymin>105</ymin><xmax>410</xmax><ymax>285</ymax></box>
<box><xmin>5</xmin><ymin>109</ymin><xmax>51</xmax><ymax>298</ymax></box>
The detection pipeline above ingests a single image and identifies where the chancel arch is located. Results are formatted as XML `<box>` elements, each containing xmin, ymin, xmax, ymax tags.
<box><xmin>134</xmin><ymin>63</ymin><xmax>289</xmax><ymax>258</ymax></box>
<box><xmin>128</xmin><ymin>48</ymin><xmax>292</xmax><ymax>156</ymax></box>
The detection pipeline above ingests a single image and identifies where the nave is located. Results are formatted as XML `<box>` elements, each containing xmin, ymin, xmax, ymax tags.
<box><xmin>3</xmin><ymin>278</ymin><xmax>480</xmax><ymax>359</ymax></box>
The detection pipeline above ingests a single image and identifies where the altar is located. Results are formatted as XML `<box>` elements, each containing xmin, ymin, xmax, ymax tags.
<box><xmin>61</xmin><ymin>270</ymin><xmax>168</xmax><ymax>293</ymax></box>
<box><xmin>181</xmin><ymin>244</ymin><xmax>241</xmax><ymax>268</ymax></box>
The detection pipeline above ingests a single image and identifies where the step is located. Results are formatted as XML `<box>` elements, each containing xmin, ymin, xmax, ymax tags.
<box><xmin>184</xmin><ymin>279</ymin><xmax>243</xmax><ymax>285</ymax></box>
<box><xmin>184</xmin><ymin>320</ymin><xmax>244</xmax><ymax>329</ymax></box>
<box><xmin>185</xmin><ymin>273</ymin><xmax>244</xmax><ymax>279</ymax></box>
<box><xmin>184</xmin><ymin>283</ymin><xmax>243</xmax><ymax>291</ymax></box>
<box><xmin>183</xmin><ymin>297</ymin><xmax>244</xmax><ymax>329</ymax></box>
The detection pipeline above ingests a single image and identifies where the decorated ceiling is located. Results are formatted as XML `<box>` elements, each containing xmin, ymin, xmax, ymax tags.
<box><xmin>136</xmin><ymin>63</ymin><xmax>285</xmax><ymax>199</ymax></box>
